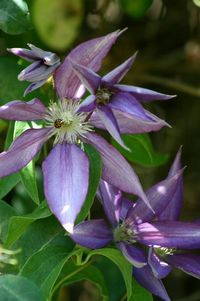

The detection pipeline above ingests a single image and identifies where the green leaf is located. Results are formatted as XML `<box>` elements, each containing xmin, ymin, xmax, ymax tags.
<box><xmin>0</xmin><ymin>275</ymin><xmax>44</xmax><ymax>301</ymax></box>
<box><xmin>119</xmin><ymin>0</ymin><xmax>153</xmax><ymax>18</ymax></box>
<box><xmin>14</xmin><ymin>121</ymin><xmax>40</xmax><ymax>205</ymax></box>
<box><xmin>76</xmin><ymin>144</ymin><xmax>102</xmax><ymax>223</ymax></box>
<box><xmin>131</xmin><ymin>278</ymin><xmax>153</xmax><ymax>301</ymax></box>
<box><xmin>0</xmin><ymin>200</ymin><xmax>17</xmax><ymax>243</ymax></box>
<box><xmin>87</xmin><ymin>248</ymin><xmax>133</xmax><ymax>300</ymax></box>
<box><xmin>112</xmin><ymin>134</ymin><xmax>169</xmax><ymax>168</ymax></box>
<box><xmin>5</xmin><ymin>201</ymin><xmax>51</xmax><ymax>247</ymax></box>
<box><xmin>32</xmin><ymin>0</ymin><xmax>83</xmax><ymax>51</ymax></box>
<box><xmin>0</xmin><ymin>57</ymin><xmax>28</xmax><ymax>103</ymax></box>
<box><xmin>0</xmin><ymin>173</ymin><xmax>20</xmax><ymax>200</ymax></box>
<box><xmin>0</xmin><ymin>0</ymin><xmax>31</xmax><ymax>34</ymax></box>
<box><xmin>20</xmin><ymin>245</ymin><xmax>77</xmax><ymax>300</ymax></box>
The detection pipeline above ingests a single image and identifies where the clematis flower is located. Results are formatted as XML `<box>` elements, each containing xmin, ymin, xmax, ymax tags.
<box><xmin>8</xmin><ymin>44</ymin><xmax>61</xmax><ymax>96</ymax></box>
<box><xmin>0</xmin><ymin>98</ymin><xmax>150</xmax><ymax>233</ymax></box>
<box><xmin>70</xmin><ymin>54</ymin><xmax>174</xmax><ymax>148</ymax></box>
<box><xmin>71</xmin><ymin>150</ymin><xmax>200</xmax><ymax>301</ymax></box>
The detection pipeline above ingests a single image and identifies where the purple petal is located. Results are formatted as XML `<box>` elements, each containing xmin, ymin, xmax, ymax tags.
<box><xmin>54</xmin><ymin>30</ymin><xmax>124</xmax><ymax>99</ymax></box>
<box><xmin>70</xmin><ymin>61</ymin><xmax>101</xmax><ymax>94</ymax></box>
<box><xmin>90</xmin><ymin>108</ymin><xmax>170</xmax><ymax>134</ymax></box>
<box><xmin>148</xmin><ymin>248</ymin><xmax>172</xmax><ymax>279</ymax></box>
<box><xmin>159</xmin><ymin>148</ymin><xmax>183</xmax><ymax>221</ymax></box>
<box><xmin>135</xmin><ymin>221</ymin><xmax>200</xmax><ymax>249</ymax></box>
<box><xmin>7</xmin><ymin>47</ymin><xmax>37</xmax><ymax>62</ymax></box>
<box><xmin>83</xmin><ymin>133</ymin><xmax>151</xmax><ymax>209</ymax></box>
<box><xmin>78</xmin><ymin>95</ymin><xmax>97</xmax><ymax>113</ymax></box>
<box><xmin>132</xmin><ymin>265</ymin><xmax>171</xmax><ymax>301</ymax></box>
<box><xmin>118</xmin><ymin>242</ymin><xmax>146</xmax><ymax>268</ymax></box>
<box><xmin>102</xmin><ymin>53</ymin><xmax>137</xmax><ymax>85</ymax></box>
<box><xmin>98</xmin><ymin>180</ymin><xmax>122</xmax><ymax>226</ymax></box>
<box><xmin>0</xmin><ymin>128</ymin><xmax>50</xmax><ymax>178</ymax></box>
<box><xmin>119</xmin><ymin>197</ymin><xmax>135</xmax><ymax>221</ymax></box>
<box><xmin>71</xmin><ymin>219</ymin><xmax>112</xmax><ymax>249</ymax></box>
<box><xmin>0</xmin><ymin>99</ymin><xmax>46</xmax><ymax>121</ymax></box>
<box><xmin>115</xmin><ymin>84</ymin><xmax>175</xmax><ymax>103</ymax></box>
<box><xmin>23</xmin><ymin>80</ymin><xmax>47</xmax><ymax>96</ymax></box>
<box><xmin>166</xmin><ymin>254</ymin><xmax>200</xmax><ymax>279</ymax></box>
<box><xmin>97</xmin><ymin>106</ymin><xmax>129</xmax><ymax>149</ymax></box>
<box><xmin>109</xmin><ymin>92</ymin><xmax>152</xmax><ymax>121</ymax></box>
<box><xmin>27</xmin><ymin>44</ymin><xmax>60</xmax><ymax>65</ymax></box>
<box><xmin>42</xmin><ymin>143</ymin><xmax>89</xmax><ymax>233</ymax></box>
<box><xmin>126</xmin><ymin>168</ymin><xmax>184</xmax><ymax>224</ymax></box>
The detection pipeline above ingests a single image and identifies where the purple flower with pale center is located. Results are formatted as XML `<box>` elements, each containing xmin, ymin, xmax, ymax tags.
<box><xmin>70</xmin><ymin>54</ymin><xmax>174</xmax><ymax>148</ymax></box>
<box><xmin>71</xmin><ymin>150</ymin><xmax>200</xmax><ymax>301</ymax></box>
<box><xmin>8</xmin><ymin>44</ymin><xmax>61</xmax><ymax>96</ymax></box>
<box><xmin>0</xmin><ymin>30</ymin><xmax>153</xmax><ymax>233</ymax></box>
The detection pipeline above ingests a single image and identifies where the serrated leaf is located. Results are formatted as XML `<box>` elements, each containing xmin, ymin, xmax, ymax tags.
<box><xmin>87</xmin><ymin>248</ymin><xmax>133</xmax><ymax>300</ymax></box>
<box><xmin>0</xmin><ymin>0</ymin><xmax>31</xmax><ymax>34</ymax></box>
<box><xmin>5</xmin><ymin>201</ymin><xmax>51</xmax><ymax>247</ymax></box>
<box><xmin>76</xmin><ymin>144</ymin><xmax>102</xmax><ymax>223</ymax></box>
<box><xmin>112</xmin><ymin>133</ymin><xmax>169</xmax><ymax>167</ymax></box>
<box><xmin>0</xmin><ymin>275</ymin><xmax>44</xmax><ymax>301</ymax></box>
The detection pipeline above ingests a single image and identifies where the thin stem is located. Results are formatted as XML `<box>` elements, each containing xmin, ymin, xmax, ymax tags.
<box><xmin>50</xmin><ymin>261</ymin><xmax>91</xmax><ymax>300</ymax></box>
<box><xmin>120</xmin><ymin>293</ymin><xmax>127</xmax><ymax>301</ymax></box>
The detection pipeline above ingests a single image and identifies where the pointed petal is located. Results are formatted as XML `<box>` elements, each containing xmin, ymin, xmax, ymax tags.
<box><xmin>98</xmin><ymin>180</ymin><xmax>122</xmax><ymax>226</ymax></box>
<box><xmin>70</xmin><ymin>61</ymin><xmax>101</xmax><ymax>94</ymax></box>
<box><xmin>126</xmin><ymin>169</ymin><xmax>184</xmax><ymax>224</ymax></box>
<box><xmin>71</xmin><ymin>219</ymin><xmax>112</xmax><ymax>249</ymax></box>
<box><xmin>118</xmin><ymin>242</ymin><xmax>146</xmax><ymax>268</ymax></box>
<box><xmin>102</xmin><ymin>53</ymin><xmax>137</xmax><ymax>85</ymax></box>
<box><xmin>109</xmin><ymin>92</ymin><xmax>152</xmax><ymax>121</ymax></box>
<box><xmin>27</xmin><ymin>44</ymin><xmax>60</xmax><ymax>65</ymax></box>
<box><xmin>115</xmin><ymin>84</ymin><xmax>175</xmax><ymax>102</ymax></box>
<box><xmin>0</xmin><ymin>128</ymin><xmax>50</xmax><ymax>178</ymax></box>
<box><xmin>54</xmin><ymin>30</ymin><xmax>124</xmax><ymax>99</ymax></box>
<box><xmin>7</xmin><ymin>47</ymin><xmax>37</xmax><ymax>62</ymax></box>
<box><xmin>148</xmin><ymin>248</ymin><xmax>172</xmax><ymax>279</ymax></box>
<box><xmin>132</xmin><ymin>265</ymin><xmax>171</xmax><ymax>301</ymax></box>
<box><xmin>83</xmin><ymin>133</ymin><xmax>151</xmax><ymax>209</ymax></box>
<box><xmin>23</xmin><ymin>80</ymin><xmax>47</xmax><ymax>96</ymax></box>
<box><xmin>160</xmin><ymin>148</ymin><xmax>183</xmax><ymax>221</ymax></box>
<box><xmin>166</xmin><ymin>254</ymin><xmax>200</xmax><ymax>279</ymax></box>
<box><xmin>135</xmin><ymin>221</ymin><xmax>200</xmax><ymax>249</ymax></box>
<box><xmin>78</xmin><ymin>95</ymin><xmax>97</xmax><ymax>113</ymax></box>
<box><xmin>0</xmin><ymin>99</ymin><xmax>46</xmax><ymax>121</ymax></box>
<box><xmin>42</xmin><ymin>143</ymin><xmax>89</xmax><ymax>233</ymax></box>
<box><xmin>97</xmin><ymin>106</ymin><xmax>129</xmax><ymax>150</ymax></box>
<box><xmin>90</xmin><ymin>108</ymin><xmax>170</xmax><ymax>134</ymax></box>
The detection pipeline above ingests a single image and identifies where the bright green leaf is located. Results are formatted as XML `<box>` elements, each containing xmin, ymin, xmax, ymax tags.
<box><xmin>76</xmin><ymin>144</ymin><xmax>102</xmax><ymax>223</ymax></box>
<box><xmin>112</xmin><ymin>133</ymin><xmax>169</xmax><ymax>167</ymax></box>
<box><xmin>0</xmin><ymin>275</ymin><xmax>44</xmax><ymax>301</ymax></box>
<box><xmin>119</xmin><ymin>0</ymin><xmax>153</xmax><ymax>18</ymax></box>
<box><xmin>5</xmin><ymin>201</ymin><xmax>51</xmax><ymax>247</ymax></box>
<box><xmin>0</xmin><ymin>0</ymin><xmax>31</xmax><ymax>34</ymax></box>
<box><xmin>32</xmin><ymin>0</ymin><xmax>83</xmax><ymax>51</ymax></box>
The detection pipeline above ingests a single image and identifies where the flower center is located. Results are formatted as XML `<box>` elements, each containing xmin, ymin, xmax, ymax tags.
<box><xmin>154</xmin><ymin>247</ymin><xmax>176</xmax><ymax>257</ymax></box>
<box><xmin>96</xmin><ymin>87</ymin><xmax>113</xmax><ymax>105</ymax></box>
<box><xmin>45</xmin><ymin>99</ymin><xmax>93</xmax><ymax>144</ymax></box>
<box><xmin>114</xmin><ymin>223</ymin><xmax>136</xmax><ymax>244</ymax></box>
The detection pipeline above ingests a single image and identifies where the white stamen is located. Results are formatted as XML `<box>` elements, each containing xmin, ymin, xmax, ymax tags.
<box><xmin>45</xmin><ymin>99</ymin><xmax>93</xmax><ymax>144</ymax></box>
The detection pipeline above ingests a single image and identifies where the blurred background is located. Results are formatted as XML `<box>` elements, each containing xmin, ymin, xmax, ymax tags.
<box><xmin>1</xmin><ymin>0</ymin><xmax>200</xmax><ymax>300</ymax></box>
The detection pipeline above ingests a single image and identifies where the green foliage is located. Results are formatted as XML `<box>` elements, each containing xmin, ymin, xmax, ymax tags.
<box><xmin>0</xmin><ymin>200</ymin><xmax>17</xmax><ymax>242</ymax></box>
<box><xmin>76</xmin><ymin>144</ymin><xmax>102</xmax><ymax>223</ymax></box>
<box><xmin>131</xmin><ymin>278</ymin><xmax>153</xmax><ymax>301</ymax></box>
<box><xmin>119</xmin><ymin>0</ymin><xmax>153</xmax><ymax>18</ymax></box>
<box><xmin>0</xmin><ymin>0</ymin><xmax>31</xmax><ymax>35</ymax></box>
<box><xmin>112</xmin><ymin>133</ymin><xmax>169</xmax><ymax>167</ymax></box>
<box><xmin>0</xmin><ymin>275</ymin><xmax>44</xmax><ymax>301</ymax></box>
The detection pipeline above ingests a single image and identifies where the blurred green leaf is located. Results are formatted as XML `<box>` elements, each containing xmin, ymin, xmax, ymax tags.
<box><xmin>193</xmin><ymin>0</ymin><xmax>200</xmax><ymax>7</ymax></box>
<box><xmin>119</xmin><ymin>0</ymin><xmax>153</xmax><ymax>18</ymax></box>
<box><xmin>0</xmin><ymin>200</ymin><xmax>16</xmax><ymax>243</ymax></box>
<box><xmin>0</xmin><ymin>0</ymin><xmax>31</xmax><ymax>35</ymax></box>
<box><xmin>76</xmin><ymin>144</ymin><xmax>102</xmax><ymax>223</ymax></box>
<box><xmin>5</xmin><ymin>201</ymin><xmax>51</xmax><ymax>247</ymax></box>
<box><xmin>32</xmin><ymin>0</ymin><xmax>83</xmax><ymax>51</ymax></box>
<box><xmin>0</xmin><ymin>275</ymin><xmax>44</xmax><ymax>301</ymax></box>
<box><xmin>112</xmin><ymin>133</ymin><xmax>169</xmax><ymax>167</ymax></box>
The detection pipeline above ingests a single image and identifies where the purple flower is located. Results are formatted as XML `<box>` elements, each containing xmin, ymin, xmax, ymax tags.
<box><xmin>8</xmin><ymin>44</ymin><xmax>61</xmax><ymax>96</ymax></box>
<box><xmin>70</xmin><ymin>54</ymin><xmax>174</xmax><ymax>148</ymax></box>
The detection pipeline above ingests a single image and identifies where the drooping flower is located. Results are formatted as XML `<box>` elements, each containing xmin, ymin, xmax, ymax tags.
<box><xmin>0</xmin><ymin>97</ymin><xmax>150</xmax><ymax>233</ymax></box>
<box><xmin>70</xmin><ymin>54</ymin><xmax>174</xmax><ymax>147</ymax></box>
<box><xmin>71</xmin><ymin>150</ymin><xmax>200</xmax><ymax>300</ymax></box>
<box><xmin>8</xmin><ymin>44</ymin><xmax>61</xmax><ymax>96</ymax></box>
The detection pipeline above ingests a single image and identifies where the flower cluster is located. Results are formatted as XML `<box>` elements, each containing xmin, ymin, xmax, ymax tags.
<box><xmin>1</xmin><ymin>29</ymin><xmax>198</xmax><ymax>300</ymax></box>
